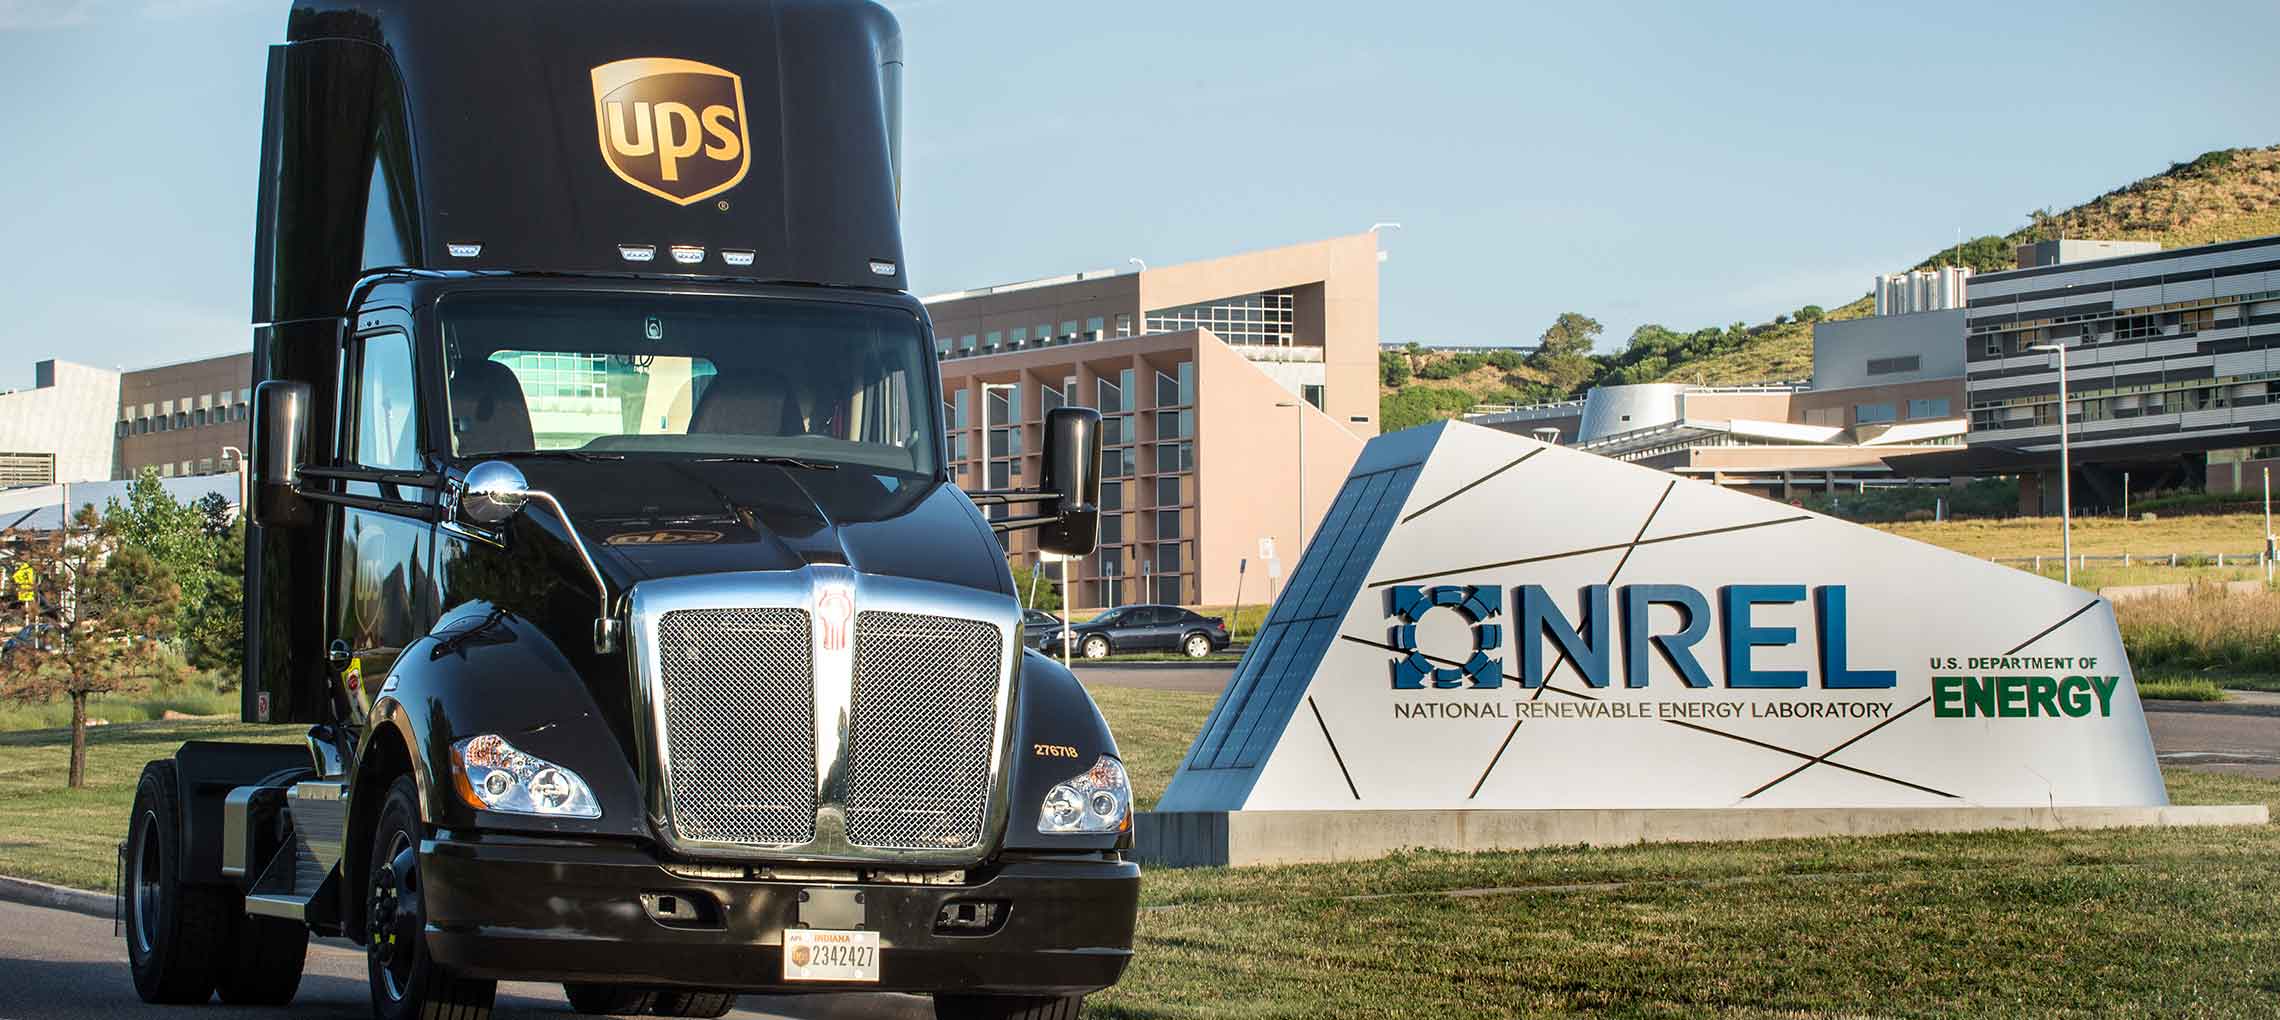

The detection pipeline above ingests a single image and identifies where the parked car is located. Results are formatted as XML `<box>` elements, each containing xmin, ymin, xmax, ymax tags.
<box><xmin>1056</xmin><ymin>605</ymin><xmax>1230</xmax><ymax>660</ymax></box>
<box><xmin>1021</xmin><ymin>607</ymin><xmax>1064</xmax><ymax>650</ymax></box>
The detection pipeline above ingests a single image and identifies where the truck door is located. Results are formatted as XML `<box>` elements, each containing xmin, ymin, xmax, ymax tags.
<box><xmin>326</xmin><ymin>327</ymin><xmax>437</xmax><ymax>721</ymax></box>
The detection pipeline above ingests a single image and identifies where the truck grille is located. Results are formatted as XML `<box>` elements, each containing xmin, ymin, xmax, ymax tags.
<box><xmin>656</xmin><ymin>608</ymin><xmax>817</xmax><ymax>846</ymax></box>
<box><xmin>844</xmin><ymin>612</ymin><xmax>1004</xmax><ymax>850</ymax></box>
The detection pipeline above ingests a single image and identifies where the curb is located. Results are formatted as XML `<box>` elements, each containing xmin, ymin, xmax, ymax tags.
<box><xmin>0</xmin><ymin>874</ymin><xmax>112</xmax><ymax>920</ymax></box>
<box><xmin>2142</xmin><ymin>698</ymin><xmax>2280</xmax><ymax>719</ymax></box>
<box><xmin>1070</xmin><ymin>659</ymin><xmax>1241</xmax><ymax>672</ymax></box>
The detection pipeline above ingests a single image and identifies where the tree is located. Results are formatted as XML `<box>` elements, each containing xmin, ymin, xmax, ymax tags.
<box><xmin>1379</xmin><ymin>349</ymin><xmax>1412</xmax><ymax>387</ymax></box>
<box><xmin>1527</xmin><ymin>313</ymin><xmax>1604</xmax><ymax>397</ymax></box>
<box><xmin>1</xmin><ymin>506</ymin><xmax>188</xmax><ymax>787</ymax></box>
<box><xmin>105</xmin><ymin>470</ymin><xmax>216</xmax><ymax>648</ymax></box>
<box><xmin>184</xmin><ymin>516</ymin><xmax>245</xmax><ymax>676</ymax></box>
<box><xmin>1795</xmin><ymin>305</ymin><xmax>1825</xmax><ymax>323</ymax></box>
<box><xmin>1010</xmin><ymin>558</ymin><xmax>1063</xmax><ymax>612</ymax></box>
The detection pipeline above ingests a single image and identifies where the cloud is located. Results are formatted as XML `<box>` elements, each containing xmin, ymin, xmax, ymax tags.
<box><xmin>0</xmin><ymin>0</ymin><xmax>260</xmax><ymax>30</ymax></box>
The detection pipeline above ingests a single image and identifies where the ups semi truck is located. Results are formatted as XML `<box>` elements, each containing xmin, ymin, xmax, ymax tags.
<box><xmin>119</xmin><ymin>3</ymin><xmax>1139</xmax><ymax>1018</ymax></box>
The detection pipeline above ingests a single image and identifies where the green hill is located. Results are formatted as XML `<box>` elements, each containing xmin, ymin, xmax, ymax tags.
<box><xmin>1387</xmin><ymin>143</ymin><xmax>2280</xmax><ymax>422</ymax></box>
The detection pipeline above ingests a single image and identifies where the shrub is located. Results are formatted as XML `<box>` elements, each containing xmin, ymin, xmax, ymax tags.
<box><xmin>1379</xmin><ymin>349</ymin><xmax>1411</xmax><ymax>387</ymax></box>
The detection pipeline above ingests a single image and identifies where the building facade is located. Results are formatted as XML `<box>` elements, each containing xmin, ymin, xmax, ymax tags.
<box><xmin>1960</xmin><ymin>234</ymin><xmax>2280</xmax><ymax>510</ymax></box>
<box><xmin>114</xmin><ymin>353</ymin><xmax>255</xmax><ymax>480</ymax></box>
<box><xmin>0</xmin><ymin>361</ymin><xmax>122</xmax><ymax>486</ymax></box>
<box><xmin>929</xmin><ymin>236</ymin><xmax>1383</xmax><ymax>609</ymax></box>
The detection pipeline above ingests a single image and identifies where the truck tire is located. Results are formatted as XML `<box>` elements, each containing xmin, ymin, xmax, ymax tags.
<box><xmin>124</xmin><ymin>759</ymin><xmax>232</xmax><ymax>1005</ymax></box>
<box><xmin>369</xmin><ymin>775</ymin><xmax>497</xmax><ymax>1020</ymax></box>
<box><xmin>934</xmin><ymin>994</ymin><xmax>1085</xmax><ymax>1020</ymax></box>
<box><xmin>652</xmin><ymin>990</ymin><xmax>738</xmax><ymax>1017</ymax></box>
<box><xmin>562</xmin><ymin>984</ymin><xmax>659</xmax><ymax>1015</ymax></box>
<box><xmin>216</xmin><ymin>912</ymin><xmax>309</xmax><ymax>1005</ymax></box>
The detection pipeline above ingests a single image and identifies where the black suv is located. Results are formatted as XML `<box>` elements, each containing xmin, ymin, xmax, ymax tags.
<box><xmin>1055</xmin><ymin>605</ymin><xmax>1230</xmax><ymax>660</ymax></box>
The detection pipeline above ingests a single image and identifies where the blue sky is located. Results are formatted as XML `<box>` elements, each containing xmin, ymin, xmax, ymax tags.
<box><xmin>2</xmin><ymin>0</ymin><xmax>2275</xmax><ymax>390</ymax></box>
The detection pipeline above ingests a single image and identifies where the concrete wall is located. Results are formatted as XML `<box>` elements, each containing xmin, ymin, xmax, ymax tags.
<box><xmin>1811</xmin><ymin>309</ymin><xmax>1967</xmax><ymax>391</ymax></box>
<box><xmin>1195</xmin><ymin>332</ymin><xmax>1365</xmax><ymax>605</ymax></box>
<box><xmin>0</xmin><ymin>360</ymin><xmax>121</xmax><ymax>484</ymax></box>
<box><xmin>1578</xmin><ymin>383</ymin><xmax>1688</xmax><ymax>441</ymax></box>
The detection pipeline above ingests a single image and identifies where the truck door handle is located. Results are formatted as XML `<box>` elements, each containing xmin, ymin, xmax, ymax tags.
<box><xmin>328</xmin><ymin>640</ymin><xmax>352</xmax><ymax>671</ymax></box>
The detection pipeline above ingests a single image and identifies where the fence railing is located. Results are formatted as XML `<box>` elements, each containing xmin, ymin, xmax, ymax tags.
<box><xmin>1990</xmin><ymin>552</ymin><xmax>2273</xmax><ymax>571</ymax></box>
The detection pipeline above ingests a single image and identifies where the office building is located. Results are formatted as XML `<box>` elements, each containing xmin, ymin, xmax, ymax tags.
<box><xmin>929</xmin><ymin>235</ymin><xmax>1384</xmax><ymax>609</ymax></box>
<box><xmin>1950</xmin><ymin>234</ymin><xmax>2280</xmax><ymax>511</ymax></box>
<box><xmin>114</xmin><ymin>353</ymin><xmax>255</xmax><ymax>480</ymax></box>
<box><xmin>0</xmin><ymin>361</ymin><xmax>124</xmax><ymax>487</ymax></box>
<box><xmin>1466</xmin><ymin>307</ymin><xmax>1969</xmax><ymax>499</ymax></box>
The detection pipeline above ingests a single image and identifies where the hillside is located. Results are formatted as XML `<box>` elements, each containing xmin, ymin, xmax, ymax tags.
<box><xmin>1386</xmin><ymin>143</ymin><xmax>2280</xmax><ymax>422</ymax></box>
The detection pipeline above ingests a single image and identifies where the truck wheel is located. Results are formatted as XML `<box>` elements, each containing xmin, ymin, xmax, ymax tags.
<box><xmin>216</xmin><ymin>912</ymin><xmax>309</xmax><ymax>1005</ymax></box>
<box><xmin>652</xmin><ymin>990</ymin><xmax>738</xmax><ymax>1017</ymax></box>
<box><xmin>934</xmin><ymin>994</ymin><xmax>1085</xmax><ymax>1020</ymax></box>
<box><xmin>369</xmin><ymin>775</ymin><xmax>497</xmax><ymax>1020</ymax></box>
<box><xmin>562</xmin><ymin>984</ymin><xmax>658</xmax><ymax>1015</ymax></box>
<box><xmin>1081</xmin><ymin>635</ymin><xmax>1111</xmax><ymax>660</ymax></box>
<box><xmin>124</xmin><ymin>759</ymin><xmax>232</xmax><ymax>1005</ymax></box>
<box><xmin>1182</xmin><ymin>633</ymin><xmax>1212</xmax><ymax>658</ymax></box>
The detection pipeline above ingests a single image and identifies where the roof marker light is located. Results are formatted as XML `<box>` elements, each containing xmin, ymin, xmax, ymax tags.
<box><xmin>670</xmin><ymin>245</ymin><xmax>705</xmax><ymax>265</ymax></box>
<box><xmin>618</xmin><ymin>244</ymin><xmax>656</xmax><ymax>263</ymax></box>
<box><xmin>721</xmin><ymin>250</ymin><xmax>756</xmax><ymax>267</ymax></box>
<box><xmin>447</xmin><ymin>243</ymin><xmax>482</xmax><ymax>258</ymax></box>
<box><xmin>869</xmin><ymin>260</ymin><xmax>898</xmax><ymax>277</ymax></box>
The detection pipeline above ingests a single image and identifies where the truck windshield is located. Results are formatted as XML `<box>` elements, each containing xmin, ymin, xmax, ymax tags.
<box><xmin>439</xmin><ymin>292</ymin><xmax>938</xmax><ymax>476</ymax></box>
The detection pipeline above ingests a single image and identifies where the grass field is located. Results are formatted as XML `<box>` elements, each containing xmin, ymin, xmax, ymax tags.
<box><xmin>0</xmin><ymin>685</ymin><xmax>238</xmax><ymax>733</ymax></box>
<box><xmin>1872</xmin><ymin>512</ymin><xmax>2275</xmax><ymax>562</ymax></box>
<box><xmin>2135</xmin><ymin>676</ymin><xmax>2229</xmax><ymax>701</ymax></box>
<box><xmin>9</xmin><ymin>689</ymin><xmax>2280</xmax><ymax>1017</ymax></box>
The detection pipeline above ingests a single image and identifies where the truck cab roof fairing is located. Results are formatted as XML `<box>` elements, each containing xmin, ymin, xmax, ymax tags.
<box><xmin>254</xmin><ymin>0</ymin><xmax>905</xmax><ymax>324</ymax></box>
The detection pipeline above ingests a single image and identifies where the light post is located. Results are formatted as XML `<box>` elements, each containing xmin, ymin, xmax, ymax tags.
<box><xmin>221</xmin><ymin>445</ymin><xmax>247</xmax><ymax>515</ymax></box>
<box><xmin>2030</xmin><ymin>342</ymin><xmax>2073</xmax><ymax>585</ymax></box>
<box><xmin>1276</xmin><ymin>400</ymin><xmax>1308</xmax><ymax>553</ymax></box>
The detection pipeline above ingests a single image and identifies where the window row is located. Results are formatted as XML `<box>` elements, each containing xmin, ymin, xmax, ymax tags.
<box><xmin>119</xmin><ymin>402</ymin><xmax>249</xmax><ymax>436</ymax></box>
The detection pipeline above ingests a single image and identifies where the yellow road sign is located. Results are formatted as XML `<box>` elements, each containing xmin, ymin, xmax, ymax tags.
<box><xmin>10</xmin><ymin>565</ymin><xmax>32</xmax><ymax>587</ymax></box>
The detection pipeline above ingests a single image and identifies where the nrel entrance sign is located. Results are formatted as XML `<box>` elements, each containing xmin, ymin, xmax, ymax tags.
<box><xmin>1156</xmin><ymin>421</ymin><xmax>2168</xmax><ymax>816</ymax></box>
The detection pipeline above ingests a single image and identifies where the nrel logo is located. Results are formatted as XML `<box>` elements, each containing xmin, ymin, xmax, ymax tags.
<box><xmin>1389</xmin><ymin>583</ymin><xmax>1899</xmax><ymax>692</ymax></box>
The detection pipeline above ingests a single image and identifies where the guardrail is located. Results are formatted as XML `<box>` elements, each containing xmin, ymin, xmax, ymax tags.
<box><xmin>1990</xmin><ymin>552</ymin><xmax>2273</xmax><ymax>571</ymax></box>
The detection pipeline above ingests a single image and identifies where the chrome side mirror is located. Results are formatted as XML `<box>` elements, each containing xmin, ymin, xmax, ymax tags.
<box><xmin>460</xmin><ymin>461</ymin><xmax>531</xmax><ymax>525</ymax></box>
<box><xmin>1037</xmin><ymin>407</ymin><xmax>1103</xmax><ymax>558</ymax></box>
<box><xmin>250</xmin><ymin>381</ymin><xmax>312</xmax><ymax>528</ymax></box>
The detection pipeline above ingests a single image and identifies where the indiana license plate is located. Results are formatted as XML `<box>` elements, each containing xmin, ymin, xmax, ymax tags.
<box><xmin>782</xmin><ymin>928</ymin><xmax>881</xmax><ymax>983</ymax></box>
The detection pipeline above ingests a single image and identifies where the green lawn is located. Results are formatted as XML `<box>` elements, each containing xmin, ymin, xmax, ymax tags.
<box><xmin>10</xmin><ymin>689</ymin><xmax>2280</xmax><ymax>1018</ymax></box>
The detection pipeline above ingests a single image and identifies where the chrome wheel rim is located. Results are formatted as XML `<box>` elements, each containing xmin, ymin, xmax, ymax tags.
<box><xmin>131</xmin><ymin>809</ymin><xmax>161</xmax><ymax>955</ymax></box>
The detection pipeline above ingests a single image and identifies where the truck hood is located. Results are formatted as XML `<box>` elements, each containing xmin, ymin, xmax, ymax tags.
<box><xmin>511</xmin><ymin>459</ymin><xmax>1010</xmax><ymax>597</ymax></box>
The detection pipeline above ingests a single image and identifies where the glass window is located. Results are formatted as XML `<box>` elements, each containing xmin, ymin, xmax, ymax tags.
<box><xmin>1145</xmin><ymin>289</ymin><xmax>1296</xmax><ymax>346</ymax></box>
<box><xmin>1011</xmin><ymin>327</ymin><xmax>1027</xmax><ymax>344</ymax></box>
<box><xmin>440</xmin><ymin>292</ymin><xmax>938</xmax><ymax>475</ymax></box>
<box><xmin>1100</xmin><ymin>481</ymin><xmax>1124</xmax><ymax>511</ymax></box>
<box><xmin>1907</xmin><ymin>398</ymin><xmax>1951</xmax><ymax>419</ymax></box>
<box><xmin>1060</xmin><ymin>320</ymin><xmax>1079</xmax><ymax>339</ymax></box>
<box><xmin>1115</xmin><ymin>313</ymin><xmax>1133</xmax><ymax>337</ymax></box>
<box><xmin>1302</xmin><ymin>383</ymin><xmax>1325</xmax><ymax>409</ymax></box>
<box><xmin>1155</xmin><ymin>509</ymin><xmax>1183</xmax><ymax>539</ymax></box>
<box><xmin>1100</xmin><ymin>513</ymin><xmax>1123</xmax><ymax>545</ymax></box>
<box><xmin>1853</xmin><ymin>403</ymin><xmax>1897</xmax><ymax>425</ymax></box>
<box><xmin>1085</xmin><ymin>316</ymin><xmax>1105</xmax><ymax>339</ymax></box>
<box><xmin>355</xmin><ymin>332</ymin><xmax>420</xmax><ymax>470</ymax></box>
<box><xmin>1036</xmin><ymin>323</ymin><xmax>1051</xmax><ymax>344</ymax></box>
<box><xmin>1156</xmin><ymin>369</ymin><xmax>1181</xmax><ymax>408</ymax></box>
<box><xmin>1097</xmin><ymin>376</ymin><xmax>1123</xmax><ymax>416</ymax></box>
<box><xmin>985</xmin><ymin>331</ymin><xmax>1003</xmax><ymax>348</ymax></box>
<box><xmin>1155</xmin><ymin>476</ymin><xmax>1181</xmax><ymax>507</ymax></box>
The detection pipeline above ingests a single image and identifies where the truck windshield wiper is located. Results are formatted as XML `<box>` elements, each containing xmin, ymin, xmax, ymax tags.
<box><xmin>693</xmin><ymin>455</ymin><xmax>842</xmax><ymax>471</ymax></box>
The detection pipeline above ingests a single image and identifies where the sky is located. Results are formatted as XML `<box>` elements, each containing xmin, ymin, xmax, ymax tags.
<box><xmin>2</xmin><ymin>0</ymin><xmax>2276</xmax><ymax>390</ymax></box>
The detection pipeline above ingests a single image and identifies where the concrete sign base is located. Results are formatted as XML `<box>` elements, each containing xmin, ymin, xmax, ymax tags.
<box><xmin>1135</xmin><ymin>804</ymin><xmax>2269</xmax><ymax>868</ymax></box>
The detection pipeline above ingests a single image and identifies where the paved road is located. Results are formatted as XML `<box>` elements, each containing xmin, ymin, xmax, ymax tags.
<box><xmin>2146</xmin><ymin>692</ymin><xmax>2280</xmax><ymax>780</ymax></box>
<box><xmin>0</xmin><ymin>900</ymin><xmax>930</xmax><ymax>1020</ymax></box>
<box><xmin>1072</xmin><ymin>662</ymin><xmax>1235</xmax><ymax>694</ymax></box>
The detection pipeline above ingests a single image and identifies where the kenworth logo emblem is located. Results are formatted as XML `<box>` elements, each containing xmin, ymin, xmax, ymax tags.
<box><xmin>591</xmin><ymin>57</ymin><xmax>751</xmax><ymax>206</ymax></box>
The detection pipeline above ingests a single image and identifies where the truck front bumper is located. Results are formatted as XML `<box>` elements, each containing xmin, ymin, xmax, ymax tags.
<box><xmin>418</xmin><ymin>836</ymin><xmax>1139</xmax><ymax>996</ymax></box>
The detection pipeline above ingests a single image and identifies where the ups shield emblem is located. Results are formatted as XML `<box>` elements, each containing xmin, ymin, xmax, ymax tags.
<box><xmin>591</xmin><ymin>57</ymin><xmax>751</xmax><ymax>206</ymax></box>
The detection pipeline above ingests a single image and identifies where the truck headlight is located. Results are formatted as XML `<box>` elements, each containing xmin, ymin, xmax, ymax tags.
<box><xmin>1037</xmin><ymin>756</ymin><xmax>1129</xmax><ymax>834</ymax></box>
<box><xmin>450</xmin><ymin>735</ymin><xmax>601</xmax><ymax>818</ymax></box>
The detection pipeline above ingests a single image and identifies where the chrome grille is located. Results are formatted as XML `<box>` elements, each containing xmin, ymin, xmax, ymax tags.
<box><xmin>844</xmin><ymin>612</ymin><xmax>1004</xmax><ymax>850</ymax></box>
<box><xmin>656</xmin><ymin>608</ymin><xmax>816</xmax><ymax>846</ymax></box>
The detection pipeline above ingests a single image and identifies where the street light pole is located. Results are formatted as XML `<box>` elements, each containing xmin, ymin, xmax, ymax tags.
<box><xmin>1277</xmin><ymin>400</ymin><xmax>1307</xmax><ymax>553</ymax></box>
<box><xmin>221</xmin><ymin>445</ymin><xmax>247</xmax><ymax>516</ymax></box>
<box><xmin>2031</xmin><ymin>342</ymin><xmax>2073</xmax><ymax>585</ymax></box>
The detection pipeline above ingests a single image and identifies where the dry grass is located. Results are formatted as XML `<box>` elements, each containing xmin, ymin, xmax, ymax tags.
<box><xmin>1873</xmin><ymin>512</ymin><xmax>2276</xmax><ymax>561</ymax></box>
<box><xmin>2115</xmin><ymin>587</ymin><xmax>2280</xmax><ymax>674</ymax></box>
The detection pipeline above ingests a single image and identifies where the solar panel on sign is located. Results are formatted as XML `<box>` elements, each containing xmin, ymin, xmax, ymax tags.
<box><xmin>1178</xmin><ymin>460</ymin><xmax>1421</xmax><ymax>774</ymax></box>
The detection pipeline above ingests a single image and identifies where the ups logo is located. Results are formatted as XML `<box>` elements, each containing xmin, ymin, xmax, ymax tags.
<box><xmin>590</xmin><ymin>57</ymin><xmax>751</xmax><ymax>206</ymax></box>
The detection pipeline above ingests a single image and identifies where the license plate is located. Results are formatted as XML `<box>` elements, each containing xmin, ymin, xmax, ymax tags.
<box><xmin>782</xmin><ymin>928</ymin><xmax>881</xmax><ymax>983</ymax></box>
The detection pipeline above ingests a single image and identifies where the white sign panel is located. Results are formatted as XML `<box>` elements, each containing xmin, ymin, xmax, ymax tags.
<box><xmin>1159</xmin><ymin>421</ymin><xmax>2165</xmax><ymax>813</ymax></box>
